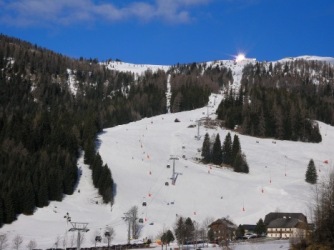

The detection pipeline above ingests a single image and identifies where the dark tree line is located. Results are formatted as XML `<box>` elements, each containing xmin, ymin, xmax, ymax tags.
<box><xmin>217</xmin><ymin>60</ymin><xmax>334</xmax><ymax>142</ymax></box>
<box><xmin>84</xmin><ymin>142</ymin><xmax>114</xmax><ymax>204</ymax></box>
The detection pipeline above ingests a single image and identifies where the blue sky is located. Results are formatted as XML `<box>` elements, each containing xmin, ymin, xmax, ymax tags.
<box><xmin>0</xmin><ymin>0</ymin><xmax>333</xmax><ymax>65</ymax></box>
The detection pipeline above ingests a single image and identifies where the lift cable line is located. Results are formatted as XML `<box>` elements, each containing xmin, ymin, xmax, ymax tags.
<box><xmin>68</xmin><ymin>222</ymin><xmax>89</xmax><ymax>250</ymax></box>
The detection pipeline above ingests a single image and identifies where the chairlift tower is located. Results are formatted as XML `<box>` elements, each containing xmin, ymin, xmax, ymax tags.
<box><xmin>195</xmin><ymin>120</ymin><xmax>201</xmax><ymax>140</ymax></box>
<box><xmin>170</xmin><ymin>156</ymin><xmax>180</xmax><ymax>185</ymax></box>
<box><xmin>68</xmin><ymin>222</ymin><xmax>89</xmax><ymax>250</ymax></box>
<box><xmin>122</xmin><ymin>213</ymin><xmax>132</xmax><ymax>244</ymax></box>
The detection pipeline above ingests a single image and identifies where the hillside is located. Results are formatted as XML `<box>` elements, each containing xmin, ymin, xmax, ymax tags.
<box><xmin>1</xmin><ymin>92</ymin><xmax>333</xmax><ymax>249</ymax></box>
<box><xmin>1</xmin><ymin>33</ymin><xmax>334</xmax><ymax>249</ymax></box>
<box><xmin>97</xmin><ymin>94</ymin><xmax>334</xmax><ymax>242</ymax></box>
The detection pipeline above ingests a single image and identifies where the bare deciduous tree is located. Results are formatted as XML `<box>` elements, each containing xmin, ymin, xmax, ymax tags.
<box><xmin>26</xmin><ymin>240</ymin><xmax>37</xmax><ymax>250</ymax></box>
<box><xmin>311</xmin><ymin>171</ymin><xmax>334</xmax><ymax>246</ymax></box>
<box><xmin>124</xmin><ymin>206</ymin><xmax>142</xmax><ymax>241</ymax></box>
<box><xmin>0</xmin><ymin>234</ymin><xmax>8</xmax><ymax>250</ymax></box>
<box><xmin>201</xmin><ymin>216</ymin><xmax>214</xmax><ymax>246</ymax></box>
<box><xmin>12</xmin><ymin>234</ymin><xmax>23</xmax><ymax>250</ymax></box>
<box><xmin>54</xmin><ymin>235</ymin><xmax>61</xmax><ymax>249</ymax></box>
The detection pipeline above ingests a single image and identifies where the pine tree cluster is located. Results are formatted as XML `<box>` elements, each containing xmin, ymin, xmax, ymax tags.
<box><xmin>84</xmin><ymin>141</ymin><xmax>114</xmax><ymax>204</ymax></box>
<box><xmin>201</xmin><ymin>132</ymin><xmax>249</xmax><ymax>173</ymax></box>
<box><xmin>174</xmin><ymin>216</ymin><xmax>195</xmax><ymax>246</ymax></box>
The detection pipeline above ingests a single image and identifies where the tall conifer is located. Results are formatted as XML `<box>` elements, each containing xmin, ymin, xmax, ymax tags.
<box><xmin>201</xmin><ymin>133</ymin><xmax>211</xmax><ymax>163</ymax></box>
<box><xmin>212</xmin><ymin>134</ymin><xmax>222</xmax><ymax>165</ymax></box>
<box><xmin>231</xmin><ymin>134</ymin><xmax>241</xmax><ymax>164</ymax></box>
<box><xmin>305</xmin><ymin>159</ymin><xmax>318</xmax><ymax>184</ymax></box>
<box><xmin>222</xmin><ymin>133</ymin><xmax>232</xmax><ymax>165</ymax></box>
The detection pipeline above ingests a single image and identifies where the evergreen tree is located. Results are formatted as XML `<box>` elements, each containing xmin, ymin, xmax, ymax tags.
<box><xmin>3</xmin><ymin>193</ymin><xmax>16</xmax><ymax>224</ymax></box>
<box><xmin>99</xmin><ymin>165</ymin><xmax>114</xmax><ymax>203</ymax></box>
<box><xmin>233</xmin><ymin>152</ymin><xmax>249</xmax><ymax>173</ymax></box>
<box><xmin>161</xmin><ymin>232</ymin><xmax>167</xmax><ymax>247</ymax></box>
<box><xmin>174</xmin><ymin>217</ymin><xmax>185</xmax><ymax>246</ymax></box>
<box><xmin>92</xmin><ymin>153</ymin><xmax>103</xmax><ymax>187</ymax></box>
<box><xmin>235</xmin><ymin>225</ymin><xmax>245</xmax><ymax>239</ymax></box>
<box><xmin>201</xmin><ymin>133</ymin><xmax>211</xmax><ymax>163</ymax></box>
<box><xmin>166</xmin><ymin>230</ymin><xmax>175</xmax><ymax>245</ymax></box>
<box><xmin>22</xmin><ymin>177</ymin><xmax>35</xmax><ymax>215</ymax></box>
<box><xmin>231</xmin><ymin>134</ymin><xmax>241</xmax><ymax>164</ymax></box>
<box><xmin>305</xmin><ymin>159</ymin><xmax>318</xmax><ymax>184</ymax></box>
<box><xmin>254</xmin><ymin>218</ymin><xmax>266</xmax><ymax>235</ymax></box>
<box><xmin>47</xmin><ymin>168</ymin><xmax>62</xmax><ymax>201</ymax></box>
<box><xmin>211</xmin><ymin>134</ymin><xmax>222</xmax><ymax>165</ymax></box>
<box><xmin>222</xmin><ymin>132</ymin><xmax>232</xmax><ymax>165</ymax></box>
<box><xmin>257</xmin><ymin>110</ymin><xmax>266</xmax><ymax>137</ymax></box>
<box><xmin>207</xmin><ymin>228</ymin><xmax>214</xmax><ymax>242</ymax></box>
<box><xmin>162</xmin><ymin>230</ymin><xmax>175</xmax><ymax>248</ymax></box>
<box><xmin>184</xmin><ymin>217</ymin><xmax>195</xmax><ymax>244</ymax></box>
<box><xmin>36</xmin><ymin>175</ymin><xmax>49</xmax><ymax>208</ymax></box>
<box><xmin>0</xmin><ymin>197</ymin><xmax>3</xmax><ymax>227</ymax></box>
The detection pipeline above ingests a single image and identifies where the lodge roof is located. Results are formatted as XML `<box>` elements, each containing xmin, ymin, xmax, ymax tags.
<box><xmin>264</xmin><ymin>212</ymin><xmax>307</xmax><ymax>225</ymax></box>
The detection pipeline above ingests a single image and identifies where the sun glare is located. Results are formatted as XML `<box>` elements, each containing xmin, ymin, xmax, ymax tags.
<box><xmin>235</xmin><ymin>53</ymin><xmax>246</xmax><ymax>62</ymax></box>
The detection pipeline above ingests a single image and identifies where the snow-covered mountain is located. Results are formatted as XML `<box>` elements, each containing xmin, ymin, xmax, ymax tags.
<box><xmin>279</xmin><ymin>55</ymin><xmax>334</xmax><ymax>65</ymax></box>
<box><xmin>104</xmin><ymin>55</ymin><xmax>334</xmax><ymax>75</ymax></box>
<box><xmin>1</xmin><ymin>56</ymin><xmax>334</xmax><ymax>250</ymax></box>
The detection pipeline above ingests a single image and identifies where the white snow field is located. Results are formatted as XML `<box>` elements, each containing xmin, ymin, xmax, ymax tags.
<box><xmin>97</xmin><ymin>93</ymin><xmax>334</xmax><ymax>243</ymax></box>
<box><xmin>1</xmin><ymin>57</ymin><xmax>334</xmax><ymax>250</ymax></box>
